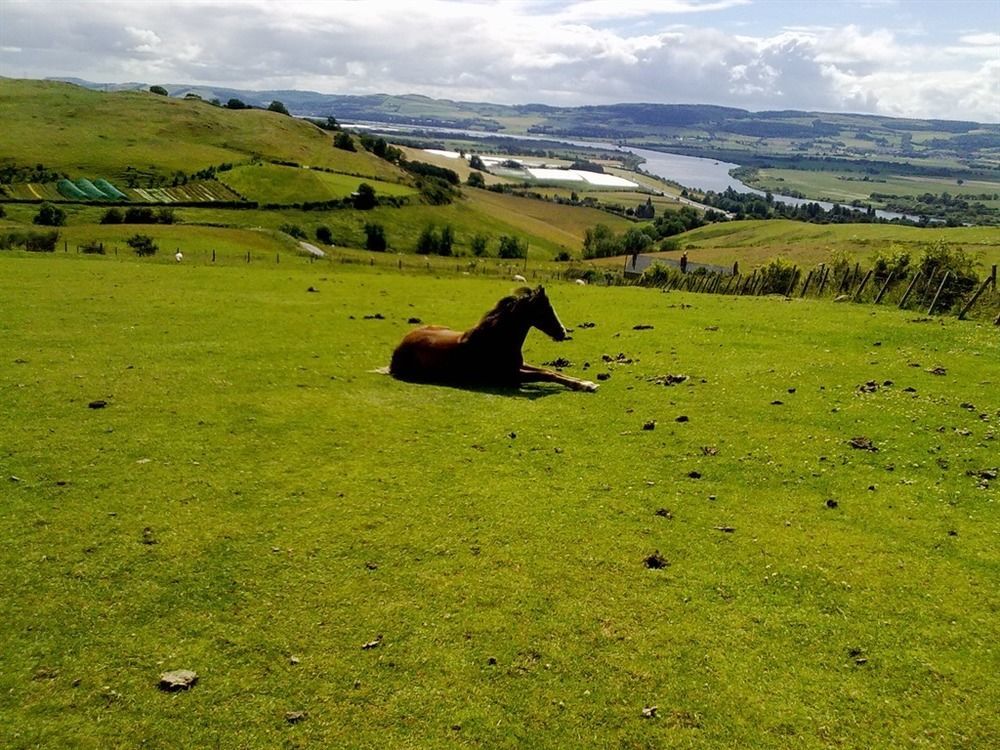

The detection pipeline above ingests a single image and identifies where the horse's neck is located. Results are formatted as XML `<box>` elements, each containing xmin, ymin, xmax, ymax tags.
<box><xmin>464</xmin><ymin>314</ymin><xmax>531</xmax><ymax>352</ymax></box>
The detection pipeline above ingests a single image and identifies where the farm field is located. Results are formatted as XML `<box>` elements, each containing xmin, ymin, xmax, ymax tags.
<box><xmin>216</xmin><ymin>163</ymin><xmax>417</xmax><ymax>205</ymax></box>
<box><xmin>1</xmin><ymin>252</ymin><xmax>997</xmax><ymax>749</ymax></box>
<box><xmin>748</xmin><ymin>168</ymin><xmax>1000</xmax><ymax>208</ymax></box>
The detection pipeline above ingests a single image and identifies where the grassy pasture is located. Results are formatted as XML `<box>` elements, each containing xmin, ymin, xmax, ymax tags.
<box><xmin>631</xmin><ymin>219</ymin><xmax>1000</xmax><ymax>270</ymax></box>
<box><xmin>216</xmin><ymin>164</ymin><xmax>417</xmax><ymax>205</ymax></box>
<box><xmin>1</xmin><ymin>253</ymin><xmax>997</xmax><ymax>749</ymax></box>
<box><xmin>750</xmin><ymin>168</ymin><xmax>1000</xmax><ymax>208</ymax></box>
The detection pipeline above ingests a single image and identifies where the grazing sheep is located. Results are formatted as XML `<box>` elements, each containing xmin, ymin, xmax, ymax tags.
<box><xmin>575</xmin><ymin>278</ymin><xmax>587</xmax><ymax>285</ymax></box>
<box><xmin>513</xmin><ymin>274</ymin><xmax>526</xmax><ymax>282</ymax></box>
<box><xmin>174</xmin><ymin>251</ymin><xmax>184</xmax><ymax>262</ymax></box>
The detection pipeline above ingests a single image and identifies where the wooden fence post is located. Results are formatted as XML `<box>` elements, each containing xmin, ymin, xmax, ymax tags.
<box><xmin>958</xmin><ymin>275</ymin><xmax>995</xmax><ymax>320</ymax></box>
<box><xmin>873</xmin><ymin>271</ymin><xmax>895</xmax><ymax>305</ymax></box>
<box><xmin>799</xmin><ymin>269</ymin><xmax>814</xmax><ymax>298</ymax></box>
<box><xmin>853</xmin><ymin>269</ymin><xmax>874</xmax><ymax>301</ymax></box>
<box><xmin>784</xmin><ymin>267</ymin><xmax>799</xmax><ymax>297</ymax></box>
<box><xmin>817</xmin><ymin>266</ymin><xmax>830</xmax><ymax>296</ymax></box>
<box><xmin>918</xmin><ymin>270</ymin><xmax>939</xmax><ymax>309</ymax></box>
<box><xmin>898</xmin><ymin>271</ymin><xmax>921</xmax><ymax>308</ymax></box>
<box><xmin>927</xmin><ymin>271</ymin><xmax>951</xmax><ymax>315</ymax></box>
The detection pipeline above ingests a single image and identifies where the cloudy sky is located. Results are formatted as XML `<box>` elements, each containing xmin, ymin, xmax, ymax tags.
<box><xmin>1</xmin><ymin>0</ymin><xmax>998</xmax><ymax>121</ymax></box>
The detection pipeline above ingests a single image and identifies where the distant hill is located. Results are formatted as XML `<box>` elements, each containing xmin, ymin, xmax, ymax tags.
<box><xmin>48</xmin><ymin>77</ymin><xmax>1000</xmax><ymax>163</ymax></box>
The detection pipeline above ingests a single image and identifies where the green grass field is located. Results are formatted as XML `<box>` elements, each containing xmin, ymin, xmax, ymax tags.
<box><xmin>2</xmin><ymin>251</ymin><xmax>997</xmax><ymax>748</ymax></box>
<box><xmin>216</xmin><ymin>164</ymin><xmax>417</xmax><ymax>205</ymax></box>
<box><xmin>633</xmin><ymin>219</ymin><xmax>1000</xmax><ymax>270</ymax></box>
<box><xmin>0</xmin><ymin>79</ymin><xmax>402</xmax><ymax>183</ymax></box>
<box><xmin>748</xmin><ymin>168</ymin><xmax>1000</xmax><ymax>209</ymax></box>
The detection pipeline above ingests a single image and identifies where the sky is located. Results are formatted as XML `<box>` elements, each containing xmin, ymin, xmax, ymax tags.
<box><xmin>1</xmin><ymin>0</ymin><xmax>998</xmax><ymax>122</ymax></box>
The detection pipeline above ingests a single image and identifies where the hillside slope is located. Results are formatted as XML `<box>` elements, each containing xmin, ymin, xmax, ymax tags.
<box><xmin>0</xmin><ymin>79</ymin><xmax>403</xmax><ymax>182</ymax></box>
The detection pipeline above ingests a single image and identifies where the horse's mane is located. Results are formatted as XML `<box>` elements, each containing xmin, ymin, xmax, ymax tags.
<box><xmin>465</xmin><ymin>287</ymin><xmax>533</xmax><ymax>340</ymax></box>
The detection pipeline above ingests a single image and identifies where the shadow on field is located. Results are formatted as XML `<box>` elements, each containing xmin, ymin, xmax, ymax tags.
<box><xmin>403</xmin><ymin>381</ymin><xmax>566</xmax><ymax>400</ymax></box>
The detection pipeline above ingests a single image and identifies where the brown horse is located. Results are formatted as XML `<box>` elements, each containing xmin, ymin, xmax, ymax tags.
<box><xmin>390</xmin><ymin>286</ymin><xmax>598</xmax><ymax>392</ymax></box>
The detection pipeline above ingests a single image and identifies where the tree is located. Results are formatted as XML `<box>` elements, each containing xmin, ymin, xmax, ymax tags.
<box><xmin>415</xmin><ymin>225</ymin><xmax>439</xmax><ymax>255</ymax></box>
<box><xmin>469</xmin><ymin>154</ymin><xmax>487</xmax><ymax>171</ymax></box>
<box><xmin>439</xmin><ymin>225</ymin><xmax>454</xmax><ymax>256</ymax></box>
<box><xmin>316</xmin><ymin>225</ymin><xmax>333</xmax><ymax>245</ymax></box>
<box><xmin>334</xmin><ymin>131</ymin><xmax>356</xmax><ymax>151</ymax></box>
<box><xmin>226</xmin><ymin>98</ymin><xmax>249</xmax><ymax>110</ymax></box>
<box><xmin>33</xmin><ymin>203</ymin><xmax>66</xmax><ymax>227</ymax></box>
<box><xmin>127</xmin><ymin>234</ymin><xmax>157</xmax><ymax>256</ymax></box>
<box><xmin>149</xmin><ymin>85</ymin><xmax>168</xmax><ymax>96</ymax></box>
<box><xmin>364</xmin><ymin>223</ymin><xmax>387</xmax><ymax>252</ymax></box>
<box><xmin>621</xmin><ymin>226</ymin><xmax>653</xmax><ymax>255</ymax></box>
<box><xmin>267</xmin><ymin>100</ymin><xmax>290</xmax><ymax>116</ymax></box>
<box><xmin>324</xmin><ymin>116</ymin><xmax>340</xmax><ymax>131</ymax></box>
<box><xmin>353</xmin><ymin>183</ymin><xmax>377</xmax><ymax>210</ymax></box>
<box><xmin>471</xmin><ymin>234</ymin><xmax>489</xmax><ymax>257</ymax></box>
<box><xmin>498</xmin><ymin>235</ymin><xmax>527</xmax><ymax>259</ymax></box>
<box><xmin>467</xmin><ymin>171</ymin><xmax>486</xmax><ymax>188</ymax></box>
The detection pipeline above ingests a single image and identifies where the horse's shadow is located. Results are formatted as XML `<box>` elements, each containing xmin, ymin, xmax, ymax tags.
<box><xmin>396</xmin><ymin>379</ymin><xmax>565</xmax><ymax>400</ymax></box>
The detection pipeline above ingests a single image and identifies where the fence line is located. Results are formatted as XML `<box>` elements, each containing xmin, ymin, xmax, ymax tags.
<box><xmin>631</xmin><ymin>260</ymin><xmax>998</xmax><ymax>322</ymax></box>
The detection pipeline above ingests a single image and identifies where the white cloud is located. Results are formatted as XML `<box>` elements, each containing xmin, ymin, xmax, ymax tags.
<box><xmin>0</xmin><ymin>0</ymin><xmax>996</xmax><ymax>122</ymax></box>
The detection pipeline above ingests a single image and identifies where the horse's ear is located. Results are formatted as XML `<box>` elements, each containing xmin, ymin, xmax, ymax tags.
<box><xmin>514</xmin><ymin>286</ymin><xmax>532</xmax><ymax>297</ymax></box>
<box><xmin>535</xmin><ymin>285</ymin><xmax>546</xmax><ymax>296</ymax></box>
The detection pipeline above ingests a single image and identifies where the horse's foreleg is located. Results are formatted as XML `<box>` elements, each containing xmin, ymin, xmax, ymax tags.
<box><xmin>519</xmin><ymin>364</ymin><xmax>598</xmax><ymax>392</ymax></box>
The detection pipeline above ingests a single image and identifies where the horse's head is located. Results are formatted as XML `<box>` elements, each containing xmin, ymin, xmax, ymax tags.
<box><xmin>526</xmin><ymin>286</ymin><xmax>567</xmax><ymax>341</ymax></box>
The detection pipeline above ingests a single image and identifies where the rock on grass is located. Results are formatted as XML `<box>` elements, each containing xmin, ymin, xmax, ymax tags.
<box><xmin>159</xmin><ymin>669</ymin><xmax>198</xmax><ymax>691</ymax></box>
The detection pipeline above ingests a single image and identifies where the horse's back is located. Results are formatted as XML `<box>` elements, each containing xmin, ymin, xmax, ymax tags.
<box><xmin>390</xmin><ymin>326</ymin><xmax>466</xmax><ymax>382</ymax></box>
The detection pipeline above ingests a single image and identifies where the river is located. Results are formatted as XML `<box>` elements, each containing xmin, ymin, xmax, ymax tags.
<box><xmin>342</xmin><ymin>121</ymin><xmax>922</xmax><ymax>222</ymax></box>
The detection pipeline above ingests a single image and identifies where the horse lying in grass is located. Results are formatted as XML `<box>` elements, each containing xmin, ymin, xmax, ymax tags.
<box><xmin>390</xmin><ymin>286</ymin><xmax>598</xmax><ymax>392</ymax></box>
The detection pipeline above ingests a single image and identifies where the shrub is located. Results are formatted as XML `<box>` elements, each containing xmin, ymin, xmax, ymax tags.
<box><xmin>124</xmin><ymin>207</ymin><xmax>157</xmax><ymax>223</ymax></box>
<box><xmin>417</xmin><ymin>177</ymin><xmax>457</xmax><ymax>206</ymax></box>
<box><xmin>334</xmin><ymin>132</ymin><xmax>356</xmax><ymax>151</ymax></box>
<box><xmin>279</xmin><ymin>223</ymin><xmax>306</xmax><ymax>239</ymax></box>
<box><xmin>640</xmin><ymin>262</ymin><xmax>677</xmax><ymax>288</ymax></box>
<box><xmin>758</xmin><ymin>258</ymin><xmax>798</xmax><ymax>295</ymax></box>
<box><xmin>33</xmin><ymin>203</ymin><xmax>66</xmax><ymax>227</ymax></box>
<box><xmin>554</xmin><ymin>250</ymin><xmax>572</xmax><ymax>262</ymax></box>
<box><xmin>127</xmin><ymin>234</ymin><xmax>157</xmax><ymax>256</ymax></box>
<box><xmin>100</xmin><ymin>208</ymin><xmax>124</xmax><ymax>224</ymax></box>
<box><xmin>0</xmin><ymin>204</ymin><xmax>5</xmax><ymax>219</ymax></box>
<box><xmin>364</xmin><ymin>223</ymin><xmax>387</xmax><ymax>252</ymax></box>
<box><xmin>872</xmin><ymin>245</ymin><xmax>911</xmax><ymax>278</ymax></box>
<box><xmin>466</xmin><ymin>171</ymin><xmax>486</xmax><ymax>188</ymax></box>
<box><xmin>80</xmin><ymin>241</ymin><xmax>105</xmax><ymax>255</ymax></box>
<box><xmin>914</xmin><ymin>241</ymin><xmax>978</xmax><ymax>311</ymax></box>
<box><xmin>316</xmin><ymin>225</ymin><xmax>333</xmax><ymax>245</ymax></box>
<box><xmin>353</xmin><ymin>183</ymin><xmax>377</xmax><ymax>210</ymax></box>
<box><xmin>403</xmin><ymin>161</ymin><xmax>460</xmax><ymax>185</ymax></box>
<box><xmin>149</xmin><ymin>85</ymin><xmax>168</xmax><ymax>96</ymax></box>
<box><xmin>1</xmin><ymin>230</ymin><xmax>59</xmax><ymax>252</ymax></box>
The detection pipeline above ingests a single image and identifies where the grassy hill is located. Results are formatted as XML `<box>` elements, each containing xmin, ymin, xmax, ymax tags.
<box><xmin>0</xmin><ymin>79</ymin><xmax>403</xmax><ymax>182</ymax></box>
<box><xmin>621</xmin><ymin>219</ymin><xmax>1000</xmax><ymax>271</ymax></box>
<box><xmin>0</xmin><ymin>79</ymin><xmax>641</xmax><ymax>260</ymax></box>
